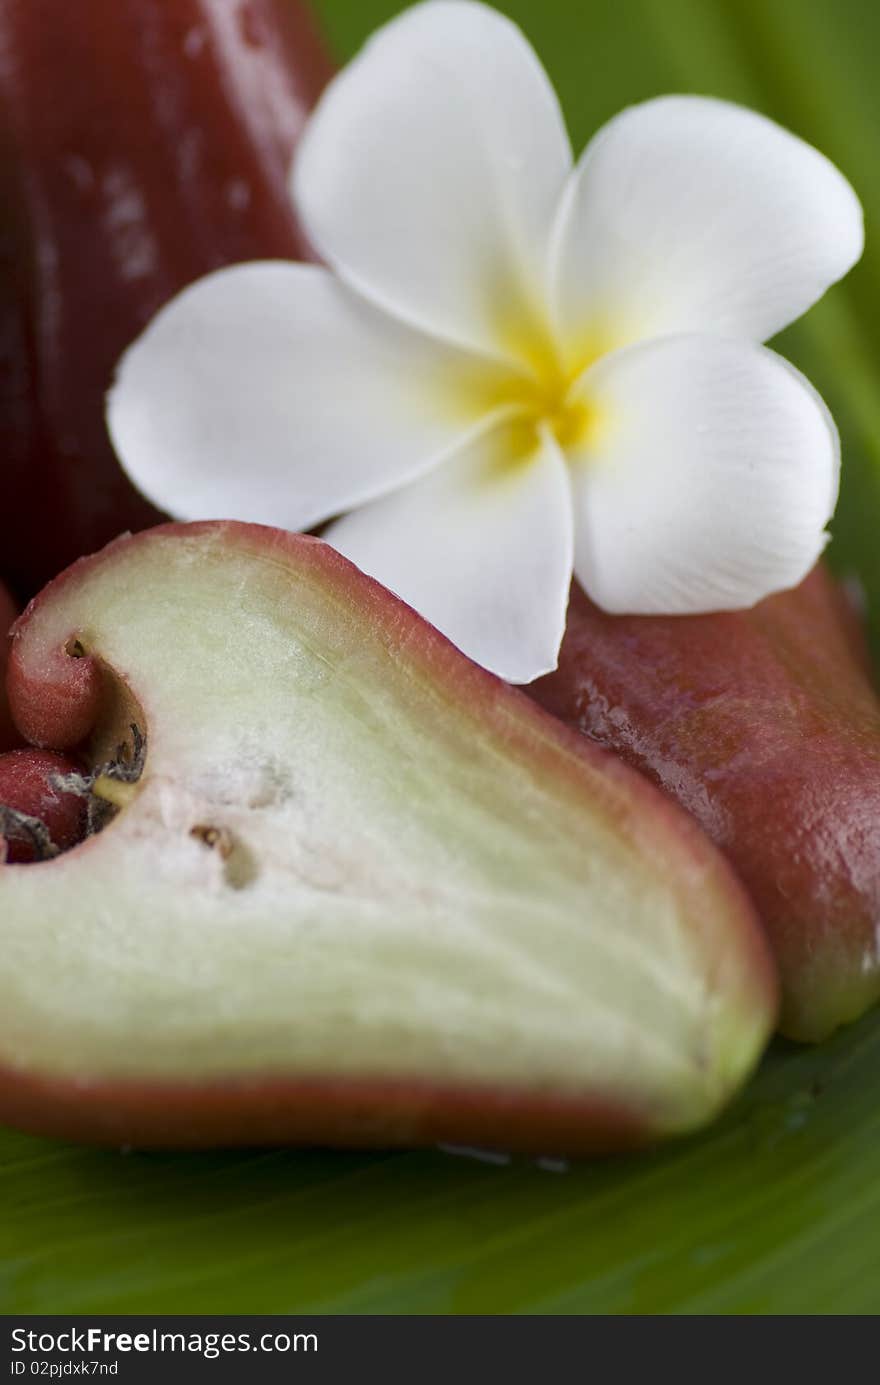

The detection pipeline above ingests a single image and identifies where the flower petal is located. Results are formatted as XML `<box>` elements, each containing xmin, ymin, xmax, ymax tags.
<box><xmin>293</xmin><ymin>0</ymin><xmax>572</xmax><ymax>363</ymax></box>
<box><xmin>550</xmin><ymin>96</ymin><xmax>863</xmax><ymax>359</ymax></box>
<box><xmin>567</xmin><ymin>333</ymin><xmax>839</xmax><ymax>614</ymax></box>
<box><xmin>107</xmin><ymin>262</ymin><xmax>509</xmax><ymax>529</ymax></box>
<box><xmin>326</xmin><ymin>422</ymin><xmax>574</xmax><ymax>683</ymax></box>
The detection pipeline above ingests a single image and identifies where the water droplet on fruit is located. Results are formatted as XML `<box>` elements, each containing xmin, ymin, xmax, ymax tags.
<box><xmin>238</xmin><ymin>2</ymin><xmax>267</xmax><ymax>49</ymax></box>
<box><xmin>183</xmin><ymin>25</ymin><xmax>207</xmax><ymax>59</ymax></box>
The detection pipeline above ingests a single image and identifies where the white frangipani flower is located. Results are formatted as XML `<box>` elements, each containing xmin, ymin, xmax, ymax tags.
<box><xmin>107</xmin><ymin>0</ymin><xmax>863</xmax><ymax>684</ymax></box>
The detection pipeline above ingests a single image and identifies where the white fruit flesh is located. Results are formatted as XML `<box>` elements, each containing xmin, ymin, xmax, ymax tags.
<box><xmin>0</xmin><ymin>525</ymin><xmax>774</xmax><ymax>1136</ymax></box>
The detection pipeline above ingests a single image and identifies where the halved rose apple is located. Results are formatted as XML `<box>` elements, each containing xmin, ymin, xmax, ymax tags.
<box><xmin>0</xmin><ymin>522</ymin><xmax>775</xmax><ymax>1151</ymax></box>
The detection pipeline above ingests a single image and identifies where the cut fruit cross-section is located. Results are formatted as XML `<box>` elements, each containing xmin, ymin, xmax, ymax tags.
<box><xmin>0</xmin><ymin>523</ymin><xmax>775</xmax><ymax>1151</ymax></box>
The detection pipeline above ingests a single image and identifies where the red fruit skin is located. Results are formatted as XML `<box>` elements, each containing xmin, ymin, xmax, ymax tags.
<box><xmin>0</xmin><ymin>0</ymin><xmax>332</xmax><ymax>599</ymax></box>
<box><xmin>0</xmin><ymin>1070</ymin><xmax>649</xmax><ymax>1155</ymax></box>
<box><xmin>0</xmin><ymin>581</ymin><xmax>20</xmax><ymax>751</ymax></box>
<box><xmin>7</xmin><ymin>581</ymin><xmax>103</xmax><ymax>750</ymax></box>
<box><xmin>531</xmin><ymin>565</ymin><xmax>880</xmax><ymax>1042</ymax></box>
<box><xmin>0</xmin><ymin>748</ymin><xmax>87</xmax><ymax>863</ymax></box>
<box><xmin>832</xmin><ymin>575</ymin><xmax>877</xmax><ymax>685</ymax></box>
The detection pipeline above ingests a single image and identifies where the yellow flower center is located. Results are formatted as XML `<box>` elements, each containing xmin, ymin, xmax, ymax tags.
<box><xmin>512</xmin><ymin>357</ymin><xmax>597</xmax><ymax>451</ymax></box>
<box><xmin>470</xmin><ymin>304</ymin><xmax>606</xmax><ymax>462</ymax></box>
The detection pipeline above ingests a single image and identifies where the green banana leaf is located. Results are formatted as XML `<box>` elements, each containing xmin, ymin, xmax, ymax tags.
<box><xmin>3</xmin><ymin>0</ymin><xmax>880</xmax><ymax>1315</ymax></box>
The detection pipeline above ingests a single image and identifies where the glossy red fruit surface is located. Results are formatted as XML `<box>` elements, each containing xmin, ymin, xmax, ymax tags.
<box><xmin>0</xmin><ymin>748</ymin><xmax>88</xmax><ymax>863</ymax></box>
<box><xmin>531</xmin><ymin>564</ymin><xmax>880</xmax><ymax>1042</ymax></box>
<box><xmin>0</xmin><ymin>582</ymin><xmax>20</xmax><ymax>752</ymax></box>
<box><xmin>0</xmin><ymin>0</ymin><xmax>332</xmax><ymax>598</ymax></box>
